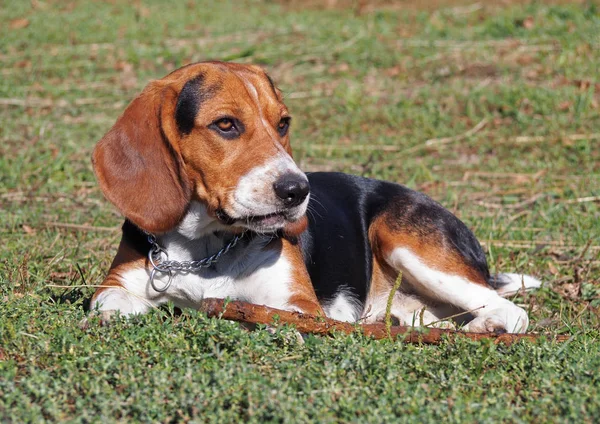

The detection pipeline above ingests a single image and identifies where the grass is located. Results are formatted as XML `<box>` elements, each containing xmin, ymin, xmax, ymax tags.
<box><xmin>1</xmin><ymin>0</ymin><xmax>599</xmax><ymax>421</ymax></box>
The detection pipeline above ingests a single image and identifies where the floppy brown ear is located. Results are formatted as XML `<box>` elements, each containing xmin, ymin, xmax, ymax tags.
<box><xmin>92</xmin><ymin>84</ymin><xmax>191</xmax><ymax>234</ymax></box>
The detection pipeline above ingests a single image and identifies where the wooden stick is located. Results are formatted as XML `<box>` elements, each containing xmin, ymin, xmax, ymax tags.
<box><xmin>199</xmin><ymin>298</ymin><xmax>570</xmax><ymax>346</ymax></box>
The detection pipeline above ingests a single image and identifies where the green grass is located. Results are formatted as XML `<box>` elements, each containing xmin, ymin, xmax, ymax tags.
<box><xmin>1</xmin><ymin>0</ymin><xmax>599</xmax><ymax>421</ymax></box>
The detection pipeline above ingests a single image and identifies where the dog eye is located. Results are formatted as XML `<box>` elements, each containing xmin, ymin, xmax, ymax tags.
<box><xmin>216</xmin><ymin>118</ymin><xmax>234</xmax><ymax>131</ymax></box>
<box><xmin>278</xmin><ymin>117</ymin><xmax>291</xmax><ymax>136</ymax></box>
<box><xmin>209</xmin><ymin>117</ymin><xmax>243</xmax><ymax>139</ymax></box>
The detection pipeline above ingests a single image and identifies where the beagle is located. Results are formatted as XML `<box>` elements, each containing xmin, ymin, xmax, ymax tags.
<box><xmin>91</xmin><ymin>61</ymin><xmax>540</xmax><ymax>333</ymax></box>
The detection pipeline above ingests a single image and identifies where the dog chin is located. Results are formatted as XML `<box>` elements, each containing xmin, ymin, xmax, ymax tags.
<box><xmin>242</xmin><ymin>214</ymin><xmax>287</xmax><ymax>233</ymax></box>
<box><xmin>282</xmin><ymin>215</ymin><xmax>308</xmax><ymax>237</ymax></box>
<box><xmin>240</xmin><ymin>213</ymin><xmax>307</xmax><ymax>235</ymax></box>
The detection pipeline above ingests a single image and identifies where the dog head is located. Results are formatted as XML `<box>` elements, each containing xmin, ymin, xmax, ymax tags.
<box><xmin>93</xmin><ymin>62</ymin><xmax>309</xmax><ymax>236</ymax></box>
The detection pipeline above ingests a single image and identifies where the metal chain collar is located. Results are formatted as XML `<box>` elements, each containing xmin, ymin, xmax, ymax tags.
<box><xmin>147</xmin><ymin>232</ymin><xmax>244</xmax><ymax>293</ymax></box>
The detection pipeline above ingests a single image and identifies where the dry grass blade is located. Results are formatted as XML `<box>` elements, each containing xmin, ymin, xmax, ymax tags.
<box><xmin>299</xmin><ymin>144</ymin><xmax>408</xmax><ymax>152</ymax></box>
<box><xmin>480</xmin><ymin>240</ymin><xmax>600</xmax><ymax>252</ymax></box>
<box><xmin>511</xmin><ymin>133</ymin><xmax>600</xmax><ymax>144</ymax></box>
<box><xmin>301</xmin><ymin>118</ymin><xmax>488</xmax><ymax>154</ymax></box>
<box><xmin>385</xmin><ymin>271</ymin><xmax>403</xmax><ymax>340</ymax></box>
<box><xmin>562</xmin><ymin>196</ymin><xmax>600</xmax><ymax>205</ymax></box>
<box><xmin>424</xmin><ymin>118</ymin><xmax>488</xmax><ymax>147</ymax></box>
<box><xmin>45</xmin><ymin>222</ymin><xmax>120</xmax><ymax>232</ymax></box>
<box><xmin>475</xmin><ymin>193</ymin><xmax>547</xmax><ymax>210</ymax></box>
<box><xmin>0</xmin><ymin>97</ymin><xmax>109</xmax><ymax>108</ymax></box>
<box><xmin>395</xmin><ymin>38</ymin><xmax>559</xmax><ymax>49</ymax></box>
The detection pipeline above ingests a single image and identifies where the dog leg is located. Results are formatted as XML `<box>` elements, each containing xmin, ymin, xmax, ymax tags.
<box><xmin>386</xmin><ymin>248</ymin><xmax>529</xmax><ymax>333</ymax></box>
<box><xmin>371</xmin><ymin>210</ymin><xmax>533</xmax><ymax>334</ymax></box>
<box><xmin>267</xmin><ymin>237</ymin><xmax>325</xmax><ymax>317</ymax></box>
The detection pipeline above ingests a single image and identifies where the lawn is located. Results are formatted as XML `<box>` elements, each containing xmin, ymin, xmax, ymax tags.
<box><xmin>1</xmin><ymin>0</ymin><xmax>599</xmax><ymax>422</ymax></box>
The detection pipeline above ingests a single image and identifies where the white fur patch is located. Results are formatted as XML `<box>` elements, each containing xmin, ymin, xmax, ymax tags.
<box><xmin>323</xmin><ymin>288</ymin><xmax>362</xmax><ymax>322</ymax></box>
<box><xmin>232</xmin><ymin>155</ymin><xmax>309</xmax><ymax>227</ymax></box>
<box><xmin>91</xmin><ymin>287</ymin><xmax>155</xmax><ymax>316</ymax></box>
<box><xmin>177</xmin><ymin>201</ymin><xmax>231</xmax><ymax>240</ymax></box>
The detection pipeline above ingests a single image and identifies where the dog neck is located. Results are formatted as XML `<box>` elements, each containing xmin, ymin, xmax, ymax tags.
<box><xmin>175</xmin><ymin>201</ymin><xmax>234</xmax><ymax>240</ymax></box>
<box><xmin>153</xmin><ymin>201</ymin><xmax>279</xmax><ymax>267</ymax></box>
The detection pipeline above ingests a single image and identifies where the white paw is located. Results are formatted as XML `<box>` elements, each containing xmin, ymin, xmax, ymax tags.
<box><xmin>91</xmin><ymin>288</ymin><xmax>152</xmax><ymax>316</ymax></box>
<box><xmin>79</xmin><ymin>310</ymin><xmax>120</xmax><ymax>329</ymax></box>
<box><xmin>465</xmin><ymin>306</ymin><xmax>529</xmax><ymax>334</ymax></box>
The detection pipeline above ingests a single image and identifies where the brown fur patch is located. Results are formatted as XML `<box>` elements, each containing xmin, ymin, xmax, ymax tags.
<box><xmin>283</xmin><ymin>215</ymin><xmax>309</xmax><ymax>238</ymax></box>
<box><xmin>91</xmin><ymin>239</ymin><xmax>146</xmax><ymax>304</ymax></box>
<box><xmin>277</xmin><ymin>237</ymin><xmax>324</xmax><ymax>316</ymax></box>
<box><xmin>370</xmin><ymin>215</ymin><xmax>489</xmax><ymax>288</ymax></box>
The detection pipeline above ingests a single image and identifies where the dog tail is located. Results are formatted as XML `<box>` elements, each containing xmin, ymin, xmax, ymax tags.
<box><xmin>489</xmin><ymin>273</ymin><xmax>542</xmax><ymax>297</ymax></box>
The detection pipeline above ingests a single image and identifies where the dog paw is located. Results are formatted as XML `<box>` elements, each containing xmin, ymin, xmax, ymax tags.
<box><xmin>464</xmin><ymin>316</ymin><xmax>508</xmax><ymax>334</ymax></box>
<box><xmin>79</xmin><ymin>310</ymin><xmax>119</xmax><ymax>329</ymax></box>
<box><xmin>464</xmin><ymin>306</ymin><xmax>529</xmax><ymax>334</ymax></box>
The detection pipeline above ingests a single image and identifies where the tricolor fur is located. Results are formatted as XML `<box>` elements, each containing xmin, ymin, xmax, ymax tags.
<box><xmin>90</xmin><ymin>62</ymin><xmax>540</xmax><ymax>333</ymax></box>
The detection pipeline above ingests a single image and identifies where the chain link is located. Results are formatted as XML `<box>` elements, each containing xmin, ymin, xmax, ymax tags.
<box><xmin>146</xmin><ymin>232</ymin><xmax>244</xmax><ymax>292</ymax></box>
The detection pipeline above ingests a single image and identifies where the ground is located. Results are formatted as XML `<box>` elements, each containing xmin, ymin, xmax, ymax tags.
<box><xmin>1</xmin><ymin>0</ymin><xmax>599</xmax><ymax>422</ymax></box>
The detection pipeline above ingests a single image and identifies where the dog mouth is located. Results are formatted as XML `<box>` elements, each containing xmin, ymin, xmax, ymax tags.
<box><xmin>246</xmin><ymin>211</ymin><xmax>289</xmax><ymax>225</ymax></box>
<box><xmin>216</xmin><ymin>208</ymin><xmax>299</xmax><ymax>232</ymax></box>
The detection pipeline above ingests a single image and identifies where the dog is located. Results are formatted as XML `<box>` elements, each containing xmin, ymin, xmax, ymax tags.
<box><xmin>90</xmin><ymin>61</ymin><xmax>540</xmax><ymax>333</ymax></box>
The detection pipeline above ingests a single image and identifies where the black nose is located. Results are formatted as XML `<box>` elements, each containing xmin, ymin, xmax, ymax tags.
<box><xmin>273</xmin><ymin>174</ymin><xmax>310</xmax><ymax>207</ymax></box>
